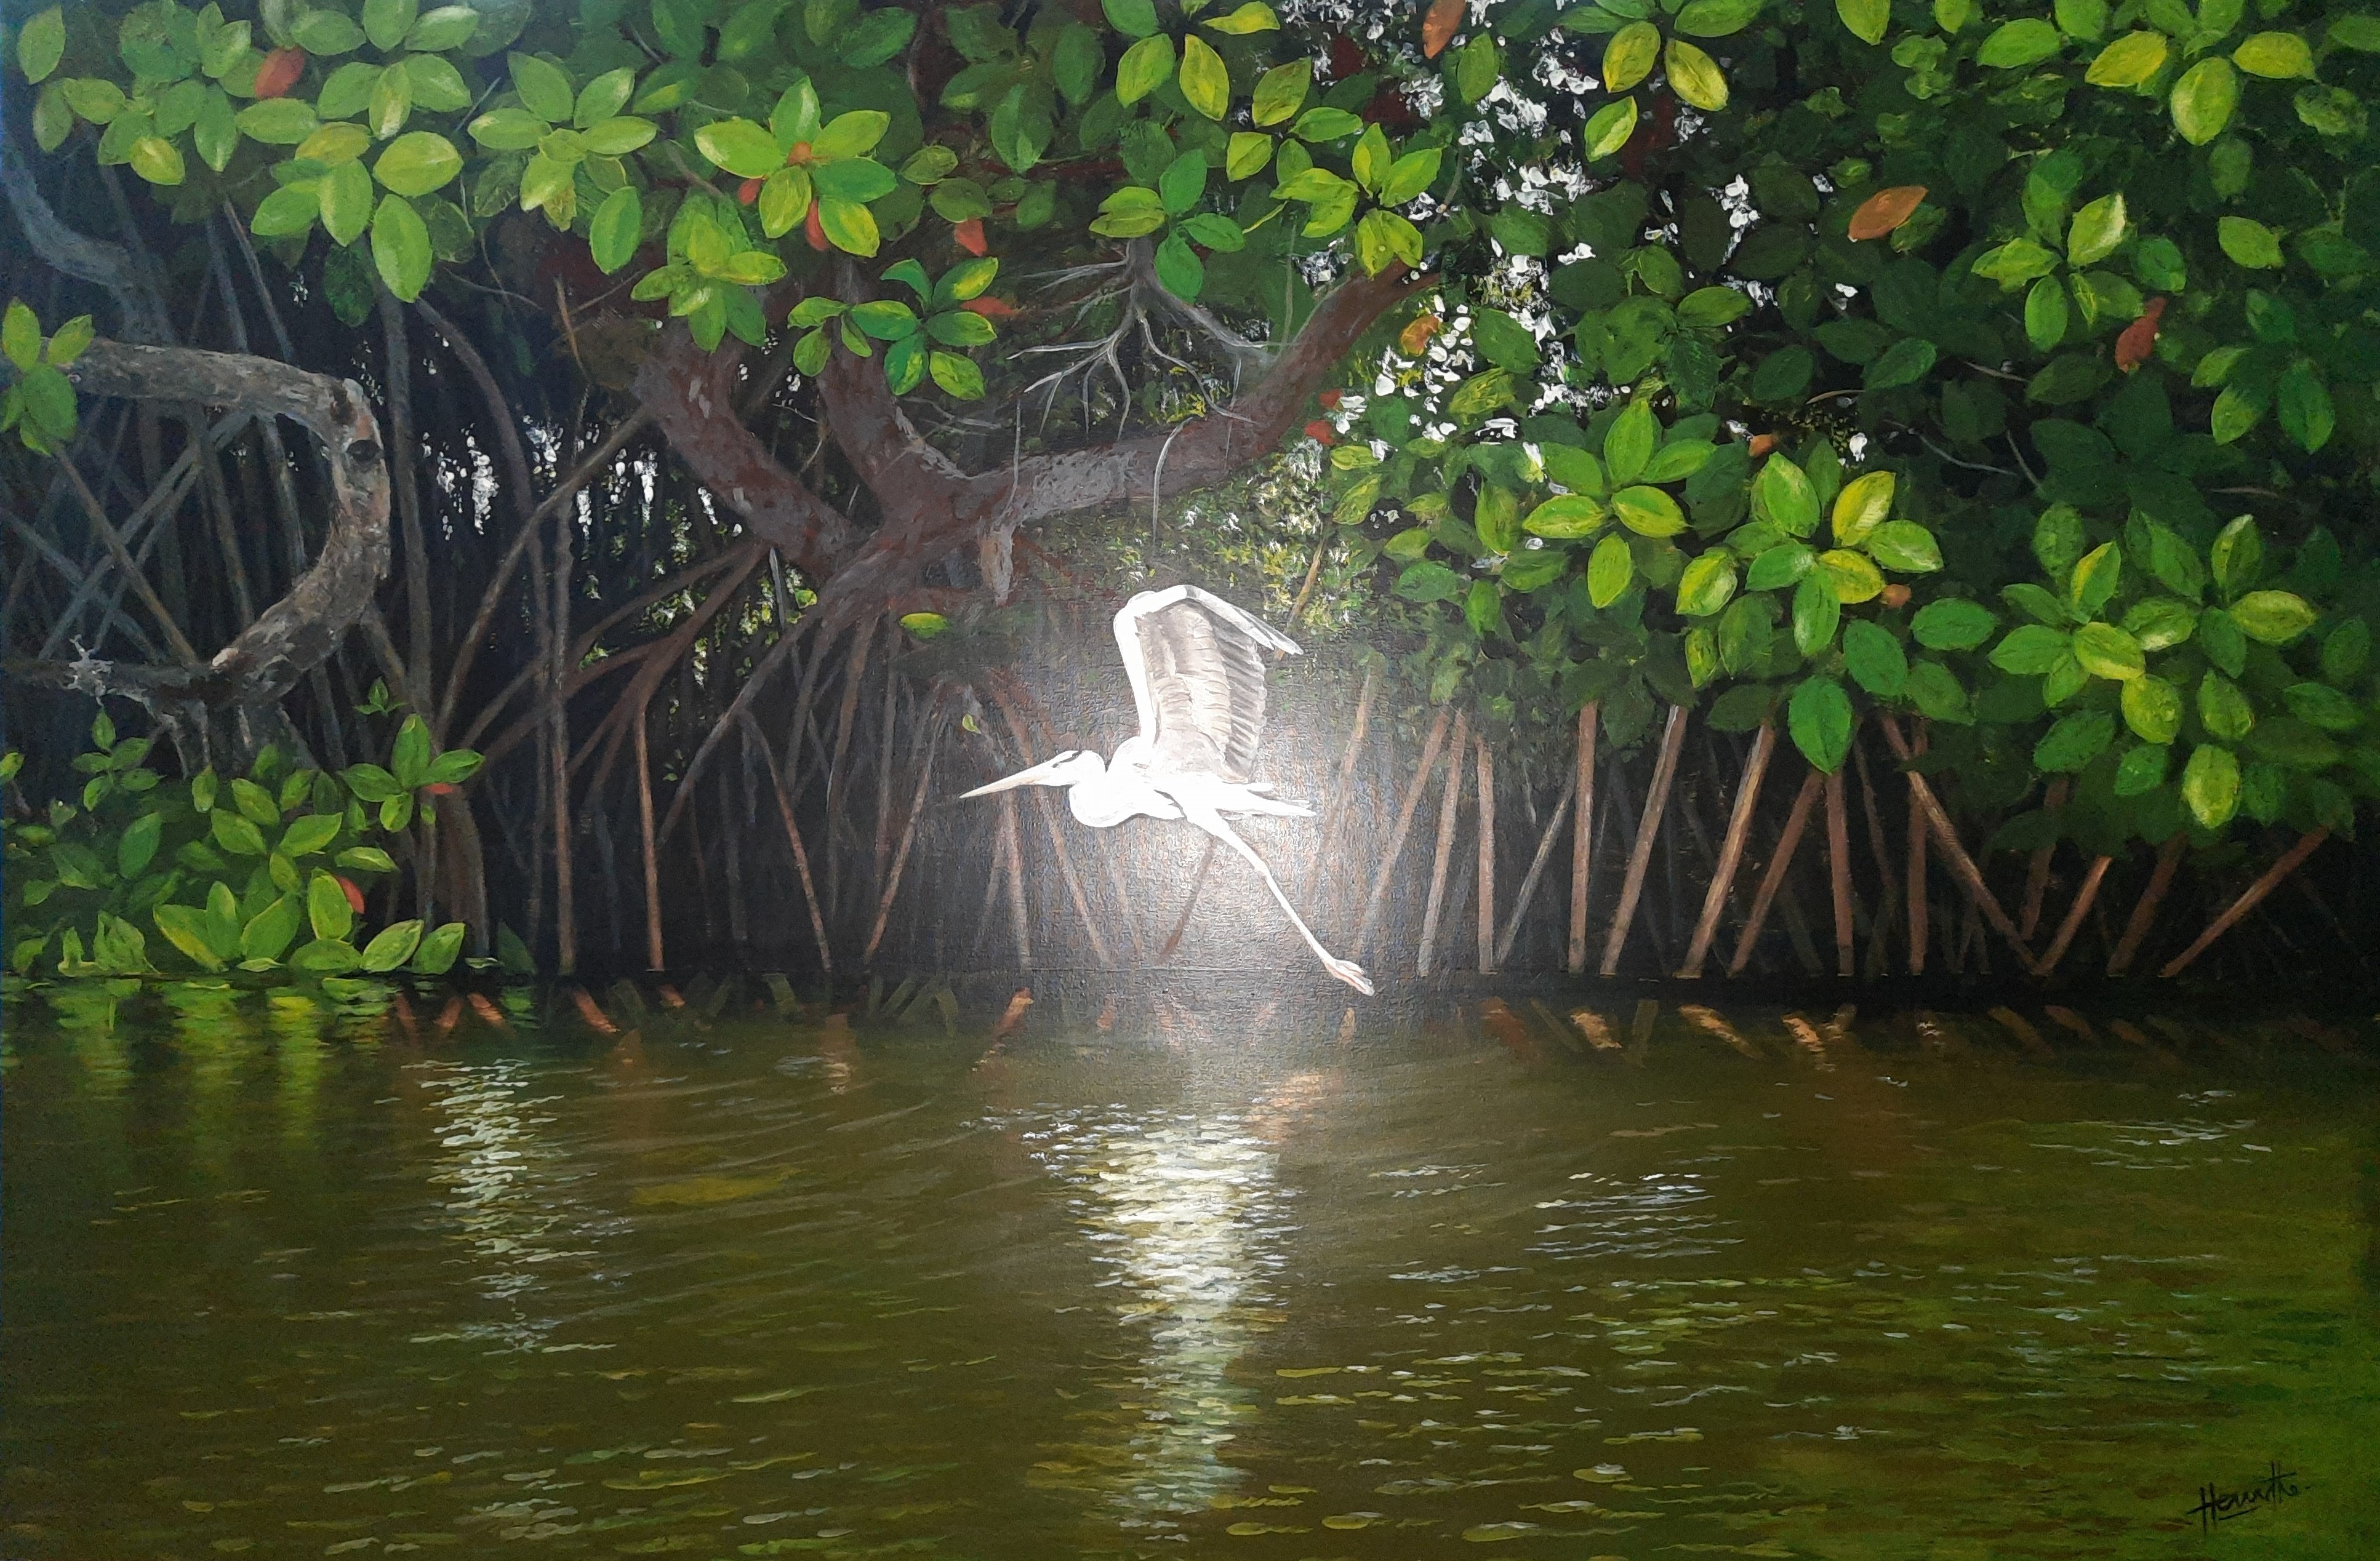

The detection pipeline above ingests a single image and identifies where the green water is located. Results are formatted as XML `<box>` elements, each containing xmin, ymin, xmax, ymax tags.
<box><xmin>4</xmin><ymin>984</ymin><xmax>2376</xmax><ymax>1560</ymax></box>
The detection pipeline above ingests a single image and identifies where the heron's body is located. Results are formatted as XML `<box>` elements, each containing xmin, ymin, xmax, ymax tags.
<box><xmin>962</xmin><ymin>585</ymin><xmax>1374</xmax><ymax>996</ymax></box>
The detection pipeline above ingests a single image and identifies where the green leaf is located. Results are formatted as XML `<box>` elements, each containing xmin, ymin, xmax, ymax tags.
<box><xmin>1755</xmin><ymin>454</ymin><xmax>1819</xmax><ymax>537</ymax></box>
<box><xmin>370</xmin><ymin>194</ymin><xmax>432</xmax><ymax>301</ymax></box>
<box><xmin>363</xmin><ymin>0</ymin><xmax>420</xmax><ymax>52</ymax></box>
<box><xmin>2210</xmin><ymin>515</ymin><xmax>2261</xmax><ymax>600</ymax></box>
<box><xmin>1865</xmin><ymin>521</ymin><xmax>1942</xmax><ymax>573</ymax></box>
<box><xmin>1677</xmin><ymin>0</ymin><xmax>1765</xmax><ymax>38</ymax></box>
<box><xmin>118</xmin><ymin>811</ymin><xmax>162</xmax><ymax>879</ymax></box>
<box><xmin>1792</xmin><ymin>571</ymin><xmax>1840</xmax><ymax>656</ymax></box>
<box><xmin>1102</xmin><ymin>0</ymin><xmax>1160</xmax><ymax>37</ymax></box>
<box><xmin>2072</xmin><ymin>621</ymin><xmax>2145</xmax><ymax>681</ymax></box>
<box><xmin>1788</xmin><ymin>675</ymin><xmax>1854</xmax><ymax>773</ymax></box>
<box><xmin>405</xmin><ymin>6</ymin><xmax>481</xmax><ymax>51</ymax></box>
<box><xmin>1603</xmin><ymin>22</ymin><xmax>1661</xmax><ymax>92</ymax></box>
<box><xmin>1587</xmin><ymin>533</ymin><xmax>1635</xmax><ymax>607</ymax></box>
<box><xmin>2035</xmin><ymin>710</ymin><xmax>2114</xmax><ymax>773</ymax></box>
<box><xmin>1604</xmin><ymin>398</ymin><xmax>1657</xmax><ymax>484</ymax></box>
<box><xmin>1582</xmin><ymin>95</ymin><xmax>1638</xmax><ymax>159</ymax></box>
<box><xmin>2122</xmin><ymin>673</ymin><xmax>2182</xmax><ymax>743</ymax></box>
<box><xmin>411</xmin><ymin>921</ymin><xmax>467</xmax><ymax>975</ymax></box>
<box><xmin>1843</xmin><ymin>619</ymin><xmax>1908</xmax><ymax>697</ymax></box>
<box><xmin>1251</xmin><ymin>59</ymin><xmax>1308</xmax><ymax>126</ymax></box>
<box><xmin>1863</xmin><ymin>337</ymin><xmax>1936</xmax><ymax>391</ymax></box>
<box><xmin>2282</xmin><ymin>683</ymin><xmax>2362</xmax><ymax>734</ymax></box>
<box><xmin>308</xmin><ymin>869</ymin><xmax>355</xmax><ymax>943</ymax></box>
<box><xmin>279</xmin><ymin>813</ymin><xmax>342</xmax><ymax>858</ymax></box>
<box><xmin>696</xmin><ymin>116</ymin><xmax>784</xmax><ymax>178</ymax></box>
<box><xmin>507</xmin><ymin>51</ymin><xmax>575</xmax><ymax>124</ymax></box>
<box><xmin>1909</xmin><ymin>599</ymin><xmax>1995</xmax><ymax>652</ymax></box>
<box><xmin>590</xmin><ymin>185</ymin><xmax>642</xmax><ymax>273</ymax></box>
<box><xmin>2217</xmin><ymin>215</ymin><xmax>2283</xmax><ymax>269</ymax></box>
<box><xmin>817</xmin><ymin>197</ymin><xmax>880</xmax><ymax>257</ymax></box>
<box><xmin>18</xmin><ymin>6</ymin><xmax>65</xmax><ymax>84</ymax></box>
<box><xmin>2320</xmin><ymin>619</ymin><xmax>2370</xmax><ymax>683</ymax></box>
<box><xmin>2232</xmin><ymin>31</ymin><xmax>2313</xmax><ymax>79</ymax></box>
<box><xmin>1664</xmin><ymin>37</ymin><xmax>1729</xmax><ymax>110</ymax></box>
<box><xmin>2065</xmin><ymin>193</ymin><xmax>2126</xmax><ymax>266</ymax></box>
<box><xmin>358</xmin><ymin>919</ymin><xmax>426</xmax><ymax>972</ymax></box>
<box><xmin>1203</xmin><ymin>1</ymin><xmax>1280</xmax><ymax>33</ymax></box>
<box><xmin>929</xmin><ymin>350</ymin><xmax>985</xmax><ymax>398</ymax></box>
<box><xmin>294</xmin><ymin>8</ymin><xmax>367</xmax><ymax>53</ymax></box>
<box><xmin>1991</xmin><ymin>623</ymin><xmax>2071</xmax><ymax>674</ymax></box>
<box><xmin>1830</xmin><ymin>471</ymin><xmax>1894</xmax><ymax>545</ymax></box>
<box><xmin>1677</xmin><ymin>550</ymin><xmax>1739</xmax><ymax>617</ymax></box>
<box><xmin>373</xmin><ymin>131</ymin><xmax>460</xmax><ymax>196</ymax></box>
<box><xmin>1837</xmin><ymin>0</ymin><xmax>1889</xmax><ymax>45</ymax></box>
<box><xmin>2198</xmin><ymin>671</ymin><xmax>2255</xmax><ymax>740</ymax></box>
<box><xmin>1611</xmin><ymin>486</ymin><xmax>1685</xmax><ymax>538</ymax></box>
<box><xmin>2231</xmin><ymin>590</ymin><xmax>2315</xmax><ymax>645</ymax></box>
<box><xmin>1817</xmin><ymin>549</ymin><xmax>1885</xmax><ymax>603</ymax></box>
<box><xmin>2276</xmin><ymin>367</ymin><xmax>2333</xmax><ymax>453</ymax></box>
<box><xmin>2181</xmin><ymin>743</ymin><xmax>2240</xmax><ymax>829</ymax></box>
<box><xmin>1977</xmin><ymin>17</ymin><xmax>2062</xmax><ymax>66</ymax></box>
<box><xmin>2114</xmin><ymin>743</ymin><xmax>2168</xmax><ymax>796</ymax></box>
<box><xmin>242</xmin><ymin>891</ymin><xmax>305</xmax><ymax>962</ymax></box>
<box><xmin>2170</xmin><ymin>57</ymin><xmax>2238</xmax><ymax>145</ymax></box>
<box><xmin>1154</xmin><ymin>233</ymin><xmax>1204</xmax><ymax>298</ymax></box>
<box><xmin>154</xmin><ymin>904</ymin><xmax>228</xmax><ymax>972</ymax></box>
<box><xmin>1179</xmin><ymin>34</ymin><xmax>1230</xmax><ymax>119</ymax></box>
<box><xmin>1905</xmin><ymin>661</ymin><xmax>1973</xmax><ymax>724</ymax></box>
<box><xmin>1116</xmin><ymin>34</ymin><xmax>1174</xmax><ymax>104</ymax></box>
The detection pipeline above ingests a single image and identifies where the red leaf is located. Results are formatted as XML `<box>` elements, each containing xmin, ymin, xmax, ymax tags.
<box><xmin>961</xmin><ymin>295</ymin><xmax>1016</xmax><ymax>318</ymax></box>
<box><xmin>1304</xmin><ymin>419</ymin><xmax>1336</xmax><ymax>445</ymax></box>
<box><xmin>2115</xmin><ymin>295</ymin><xmax>2166</xmax><ymax>373</ymax></box>
<box><xmin>1848</xmin><ymin>185</ymin><xmax>1928</xmax><ymax>242</ymax></box>
<box><xmin>953</xmin><ymin>217</ymin><xmax>987</xmax><ymax>256</ymax></box>
<box><xmin>338</xmin><ymin>876</ymin><xmax>366</xmax><ymax>916</ymax></box>
<box><xmin>1320</xmin><ymin>389</ymin><xmax>1344</xmax><ymax>410</ymax></box>
<box><xmin>1422</xmin><ymin>0</ymin><xmax>1464</xmax><ymax>59</ymax></box>
<box><xmin>738</xmin><ymin>177</ymin><xmax>763</xmax><ymax>206</ymax></box>
<box><xmin>254</xmin><ymin>46</ymin><xmax>307</xmax><ymax>100</ymax></box>
<box><xmin>804</xmin><ymin>202</ymin><xmax>828</xmax><ymax>252</ymax></box>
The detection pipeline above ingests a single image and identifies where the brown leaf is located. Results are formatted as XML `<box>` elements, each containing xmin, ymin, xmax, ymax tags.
<box><xmin>1847</xmin><ymin>185</ymin><xmax>1928</xmax><ymax>242</ymax></box>
<box><xmin>2115</xmin><ymin>296</ymin><xmax>2166</xmax><ymax>373</ymax></box>
<box><xmin>1423</xmin><ymin>0</ymin><xmax>1465</xmax><ymax>59</ymax></box>
<box><xmin>254</xmin><ymin>46</ymin><xmax>307</xmax><ymax>100</ymax></box>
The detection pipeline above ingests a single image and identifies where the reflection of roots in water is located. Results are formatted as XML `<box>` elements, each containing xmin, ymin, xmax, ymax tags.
<box><xmin>414</xmin><ymin>1059</ymin><xmax>598</xmax><ymax>1352</ymax></box>
<box><xmin>1020</xmin><ymin>1088</ymin><xmax>1309</xmax><ymax>1536</ymax></box>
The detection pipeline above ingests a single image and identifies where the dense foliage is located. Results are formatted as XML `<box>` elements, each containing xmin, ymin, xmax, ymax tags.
<box><xmin>1</xmin><ymin>709</ymin><xmax>481</xmax><ymax>978</ymax></box>
<box><xmin>10</xmin><ymin>0</ymin><xmax>2380</xmax><ymax>936</ymax></box>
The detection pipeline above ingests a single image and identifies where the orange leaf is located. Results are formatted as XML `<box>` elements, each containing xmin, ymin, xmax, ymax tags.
<box><xmin>1749</xmin><ymin>431</ymin><xmax>1779</xmax><ymax>457</ymax></box>
<box><xmin>254</xmin><ymin>46</ymin><xmax>307</xmax><ymax>100</ymax></box>
<box><xmin>1848</xmin><ymin>185</ymin><xmax>1928</xmax><ymax>242</ymax></box>
<box><xmin>738</xmin><ymin>177</ymin><xmax>763</xmax><ymax>205</ymax></box>
<box><xmin>1397</xmin><ymin>313</ymin><xmax>1443</xmax><ymax>356</ymax></box>
<box><xmin>1423</xmin><ymin>0</ymin><xmax>1464</xmax><ymax>59</ymax></box>
<box><xmin>804</xmin><ymin>203</ymin><xmax>829</xmax><ymax>252</ymax></box>
<box><xmin>2115</xmin><ymin>295</ymin><xmax>2166</xmax><ymax>373</ymax></box>
<box><xmin>1304</xmin><ymin>419</ymin><xmax>1336</xmax><ymax>445</ymax></box>
<box><xmin>337</xmin><ymin>876</ymin><xmax>366</xmax><ymax>916</ymax></box>
<box><xmin>953</xmin><ymin>217</ymin><xmax>987</xmax><ymax>256</ymax></box>
<box><xmin>961</xmin><ymin>295</ymin><xmax>1016</xmax><ymax>318</ymax></box>
<box><xmin>1881</xmin><ymin>583</ymin><xmax>1912</xmax><ymax>609</ymax></box>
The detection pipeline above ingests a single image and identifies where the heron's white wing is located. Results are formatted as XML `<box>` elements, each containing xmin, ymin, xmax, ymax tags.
<box><xmin>1114</xmin><ymin>586</ymin><xmax>1297</xmax><ymax>783</ymax></box>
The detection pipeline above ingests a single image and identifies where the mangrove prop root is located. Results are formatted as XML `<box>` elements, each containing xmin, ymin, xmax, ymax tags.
<box><xmin>1475</xmin><ymin>730</ymin><xmax>1498</xmax><ymax>974</ymax></box>
<box><xmin>1601</xmin><ymin>705</ymin><xmax>1690</xmax><ymax>977</ymax></box>
<box><xmin>1567</xmin><ymin>701</ymin><xmax>1600</xmax><ymax>976</ymax></box>
<box><xmin>1825</xmin><ymin>766</ymin><xmax>1854</xmax><ymax>978</ymax></box>
<box><xmin>1416</xmin><ymin>709</ymin><xmax>1469</xmax><ymax>978</ymax></box>
<box><xmin>2158</xmin><ymin>829</ymin><xmax>2331</xmax><ymax>979</ymax></box>
<box><xmin>1681</xmin><ymin>722</ymin><xmax>1775</xmax><ymax>980</ymax></box>
<box><xmin>1353</xmin><ymin>703</ymin><xmax>1454</xmax><ymax>964</ymax></box>
<box><xmin>1881</xmin><ymin>716</ymin><xmax>2040</xmax><ymax>976</ymax></box>
<box><xmin>2108</xmin><ymin>832</ymin><xmax>2186</xmax><ymax>976</ymax></box>
<box><xmin>1728</xmin><ymin>767</ymin><xmax>1824</xmax><ymax>978</ymax></box>
<box><xmin>2038</xmin><ymin>854</ymin><xmax>2112</xmax><ymax>976</ymax></box>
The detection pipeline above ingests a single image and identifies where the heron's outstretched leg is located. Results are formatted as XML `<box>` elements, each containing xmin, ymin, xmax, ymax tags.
<box><xmin>1176</xmin><ymin>794</ymin><xmax>1374</xmax><ymax>996</ymax></box>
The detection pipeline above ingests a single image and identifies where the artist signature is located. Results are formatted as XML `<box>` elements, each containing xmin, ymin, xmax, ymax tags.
<box><xmin>2184</xmin><ymin>1461</ymin><xmax>2301</xmax><ymax>1531</ymax></box>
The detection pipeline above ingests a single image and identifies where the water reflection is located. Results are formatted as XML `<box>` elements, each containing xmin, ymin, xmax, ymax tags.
<box><xmin>409</xmin><ymin>1058</ymin><xmax>600</xmax><ymax>1351</ymax></box>
<box><xmin>999</xmin><ymin>1069</ymin><xmax>1331</xmax><ymax>1541</ymax></box>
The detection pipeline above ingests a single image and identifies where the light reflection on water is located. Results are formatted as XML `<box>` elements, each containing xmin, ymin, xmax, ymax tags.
<box><xmin>0</xmin><ymin>990</ymin><xmax>2375</xmax><ymax>1559</ymax></box>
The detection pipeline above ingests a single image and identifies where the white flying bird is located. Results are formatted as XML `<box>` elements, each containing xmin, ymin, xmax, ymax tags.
<box><xmin>962</xmin><ymin>585</ymin><xmax>1374</xmax><ymax>996</ymax></box>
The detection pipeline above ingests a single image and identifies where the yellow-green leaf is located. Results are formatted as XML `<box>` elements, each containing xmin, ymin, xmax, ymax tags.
<box><xmin>2085</xmin><ymin>30</ymin><xmax>2167</xmax><ymax>86</ymax></box>
<box><xmin>1831</xmin><ymin>470</ymin><xmax>1894</xmax><ymax>545</ymax></box>
<box><xmin>2232</xmin><ymin>31</ymin><xmax>2313</xmax><ymax>79</ymax></box>
<box><xmin>2170</xmin><ymin>57</ymin><xmax>2238</xmax><ymax>145</ymax></box>
<box><xmin>1603</xmin><ymin>22</ymin><xmax>1661</xmax><ymax>92</ymax></box>
<box><xmin>1179</xmin><ymin>34</ymin><xmax>1230</xmax><ymax>119</ymax></box>
<box><xmin>1664</xmin><ymin>37</ymin><xmax>1729</xmax><ymax>110</ymax></box>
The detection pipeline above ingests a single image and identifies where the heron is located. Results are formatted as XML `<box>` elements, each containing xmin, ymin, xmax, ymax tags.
<box><xmin>961</xmin><ymin>585</ymin><xmax>1374</xmax><ymax>996</ymax></box>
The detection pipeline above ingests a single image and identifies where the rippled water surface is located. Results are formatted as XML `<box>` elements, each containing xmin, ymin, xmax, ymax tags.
<box><xmin>5</xmin><ymin>984</ymin><xmax>2378</xmax><ymax>1559</ymax></box>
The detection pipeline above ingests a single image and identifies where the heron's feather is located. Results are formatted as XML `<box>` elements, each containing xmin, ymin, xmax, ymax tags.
<box><xmin>1137</xmin><ymin>597</ymin><xmax>1272</xmax><ymax>783</ymax></box>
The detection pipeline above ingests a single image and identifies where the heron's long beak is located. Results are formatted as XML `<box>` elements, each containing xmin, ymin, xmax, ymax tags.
<box><xmin>960</xmin><ymin>756</ymin><xmax>1070</xmax><ymax>798</ymax></box>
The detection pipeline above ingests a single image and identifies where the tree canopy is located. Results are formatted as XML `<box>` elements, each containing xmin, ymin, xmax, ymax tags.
<box><xmin>10</xmin><ymin>0</ymin><xmax>2380</xmax><ymax>912</ymax></box>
